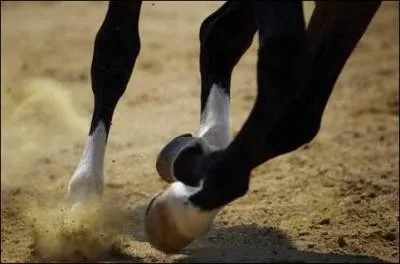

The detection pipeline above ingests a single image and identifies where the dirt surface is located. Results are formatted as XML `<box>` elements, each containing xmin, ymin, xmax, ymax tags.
<box><xmin>1</xmin><ymin>1</ymin><xmax>399</xmax><ymax>263</ymax></box>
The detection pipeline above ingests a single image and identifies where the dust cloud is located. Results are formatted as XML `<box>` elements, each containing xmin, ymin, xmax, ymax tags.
<box><xmin>1</xmin><ymin>77</ymin><xmax>87</xmax><ymax>186</ymax></box>
<box><xmin>1</xmin><ymin>77</ymin><xmax>132</xmax><ymax>261</ymax></box>
<box><xmin>23</xmin><ymin>198</ymin><xmax>132</xmax><ymax>261</ymax></box>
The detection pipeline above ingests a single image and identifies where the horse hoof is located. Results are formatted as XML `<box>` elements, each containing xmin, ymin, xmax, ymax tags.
<box><xmin>145</xmin><ymin>191</ymin><xmax>194</xmax><ymax>253</ymax></box>
<box><xmin>156</xmin><ymin>133</ymin><xmax>199</xmax><ymax>183</ymax></box>
<box><xmin>144</xmin><ymin>183</ymin><xmax>218</xmax><ymax>254</ymax></box>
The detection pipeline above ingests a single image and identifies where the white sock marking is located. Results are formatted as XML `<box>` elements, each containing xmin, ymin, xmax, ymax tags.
<box><xmin>198</xmin><ymin>83</ymin><xmax>232</xmax><ymax>149</ymax></box>
<box><xmin>68</xmin><ymin>121</ymin><xmax>107</xmax><ymax>205</ymax></box>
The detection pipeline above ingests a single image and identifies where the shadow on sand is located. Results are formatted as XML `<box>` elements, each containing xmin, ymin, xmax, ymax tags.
<box><xmin>174</xmin><ymin>225</ymin><xmax>392</xmax><ymax>263</ymax></box>
<box><xmin>124</xmin><ymin>204</ymin><xmax>393</xmax><ymax>263</ymax></box>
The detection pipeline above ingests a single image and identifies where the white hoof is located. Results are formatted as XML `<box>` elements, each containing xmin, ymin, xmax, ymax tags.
<box><xmin>144</xmin><ymin>182</ymin><xmax>220</xmax><ymax>253</ymax></box>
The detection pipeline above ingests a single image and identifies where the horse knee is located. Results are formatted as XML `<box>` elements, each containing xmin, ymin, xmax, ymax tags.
<box><xmin>199</xmin><ymin>2</ymin><xmax>256</xmax><ymax>55</ymax></box>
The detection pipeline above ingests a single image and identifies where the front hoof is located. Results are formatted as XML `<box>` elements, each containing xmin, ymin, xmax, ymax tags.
<box><xmin>156</xmin><ymin>133</ymin><xmax>198</xmax><ymax>183</ymax></box>
<box><xmin>144</xmin><ymin>183</ymin><xmax>219</xmax><ymax>254</ymax></box>
<box><xmin>144</xmin><ymin>193</ymin><xmax>195</xmax><ymax>253</ymax></box>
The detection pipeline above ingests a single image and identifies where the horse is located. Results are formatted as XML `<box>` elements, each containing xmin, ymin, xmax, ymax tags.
<box><xmin>67</xmin><ymin>1</ymin><xmax>382</xmax><ymax>253</ymax></box>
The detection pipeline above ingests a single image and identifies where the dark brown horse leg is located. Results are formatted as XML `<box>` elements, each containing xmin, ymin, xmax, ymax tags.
<box><xmin>68</xmin><ymin>1</ymin><xmax>142</xmax><ymax>208</ymax></box>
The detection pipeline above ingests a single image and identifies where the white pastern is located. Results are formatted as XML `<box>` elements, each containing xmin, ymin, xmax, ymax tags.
<box><xmin>158</xmin><ymin>84</ymin><xmax>231</xmax><ymax>237</ymax></box>
<box><xmin>68</xmin><ymin>121</ymin><xmax>107</xmax><ymax>205</ymax></box>
<box><xmin>161</xmin><ymin>181</ymin><xmax>221</xmax><ymax>239</ymax></box>
<box><xmin>198</xmin><ymin>83</ymin><xmax>232</xmax><ymax>150</ymax></box>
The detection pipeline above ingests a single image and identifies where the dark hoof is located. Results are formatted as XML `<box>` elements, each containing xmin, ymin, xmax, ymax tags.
<box><xmin>156</xmin><ymin>134</ymin><xmax>199</xmax><ymax>183</ymax></box>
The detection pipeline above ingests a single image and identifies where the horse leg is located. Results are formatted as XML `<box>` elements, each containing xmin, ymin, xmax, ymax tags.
<box><xmin>156</xmin><ymin>1</ymin><xmax>257</xmax><ymax>186</ymax></box>
<box><xmin>196</xmin><ymin>1</ymin><xmax>381</xmax><ymax>208</ymax></box>
<box><xmin>198</xmin><ymin>1</ymin><xmax>257</xmax><ymax>148</ymax></box>
<box><xmin>146</xmin><ymin>0</ymin><xmax>306</xmax><ymax>251</ymax></box>
<box><xmin>264</xmin><ymin>1</ymin><xmax>382</xmax><ymax>158</ymax></box>
<box><xmin>68</xmin><ymin>1</ymin><xmax>142</xmax><ymax>209</ymax></box>
<box><xmin>189</xmin><ymin>2</ymin><xmax>310</xmax><ymax>209</ymax></box>
<box><xmin>194</xmin><ymin>1</ymin><xmax>382</xmax><ymax>208</ymax></box>
<box><xmin>146</xmin><ymin>1</ymin><xmax>257</xmax><ymax>252</ymax></box>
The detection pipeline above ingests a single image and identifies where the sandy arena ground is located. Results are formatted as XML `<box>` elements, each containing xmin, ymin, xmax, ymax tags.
<box><xmin>1</xmin><ymin>1</ymin><xmax>399</xmax><ymax>263</ymax></box>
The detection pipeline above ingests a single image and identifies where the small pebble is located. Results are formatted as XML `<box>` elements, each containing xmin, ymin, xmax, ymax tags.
<box><xmin>299</xmin><ymin>231</ymin><xmax>310</xmax><ymax>236</ymax></box>
<box><xmin>318</xmin><ymin>218</ymin><xmax>331</xmax><ymax>225</ymax></box>
<box><xmin>338</xmin><ymin>237</ymin><xmax>347</xmax><ymax>247</ymax></box>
